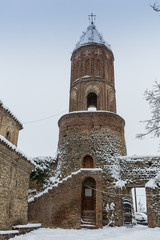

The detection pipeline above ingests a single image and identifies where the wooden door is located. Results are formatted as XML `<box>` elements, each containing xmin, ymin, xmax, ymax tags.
<box><xmin>82</xmin><ymin>186</ymin><xmax>94</xmax><ymax>210</ymax></box>
<box><xmin>83</xmin><ymin>155</ymin><xmax>93</xmax><ymax>168</ymax></box>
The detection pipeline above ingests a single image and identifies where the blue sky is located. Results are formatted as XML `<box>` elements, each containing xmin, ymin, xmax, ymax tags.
<box><xmin>0</xmin><ymin>0</ymin><xmax>160</xmax><ymax>157</ymax></box>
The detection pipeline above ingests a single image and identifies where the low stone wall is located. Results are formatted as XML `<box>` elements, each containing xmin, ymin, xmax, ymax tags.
<box><xmin>0</xmin><ymin>142</ymin><xmax>34</xmax><ymax>230</ymax></box>
<box><xmin>0</xmin><ymin>231</ymin><xmax>19</xmax><ymax>240</ymax></box>
<box><xmin>13</xmin><ymin>223</ymin><xmax>41</xmax><ymax>234</ymax></box>
<box><xmin>116</xmin><ymin>156</ymin><xmax>160</xmax><ymax>186</ymax></box>
<box><xmin>111</xmin><ymin>156</ymin><xmax>160</xmax><ymax>228</ymax></box>
<box><xmin>0</xmin><ymin>224</ymin><xmax>41</xmax><ymax>240</ymax></box>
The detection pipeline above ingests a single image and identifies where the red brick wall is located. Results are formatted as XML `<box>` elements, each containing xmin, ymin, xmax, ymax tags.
<box><xmin>69</xmin><ymin>44</ymin><xmax>116</xmax><ymax>112</ymax></box>
<box><xmin>28</xmin><ymin>170</ymin><xmax>103</xmax><ymax>229</ymax></box>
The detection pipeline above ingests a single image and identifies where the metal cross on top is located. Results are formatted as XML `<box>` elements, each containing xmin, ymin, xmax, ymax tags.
<box><xmin>88</xmin><ymin>13</ymin><xmax>96</xmax><ymax>24</ymax></box>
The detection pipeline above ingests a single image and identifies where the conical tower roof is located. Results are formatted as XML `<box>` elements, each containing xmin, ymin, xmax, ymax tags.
<box><xmin>74</xmin><ymin>17</ymin><xmax>111</xmax><ymax>52</ymax></box>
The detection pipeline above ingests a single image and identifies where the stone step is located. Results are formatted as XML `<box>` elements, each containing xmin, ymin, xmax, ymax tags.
<box><xmin>81</xmin><ymin>220</ymin><xmax>96</xmax><ymax>224</ymax></box>
<box><xmin>0</xmin><ymin>230</ymin><xmax>19</xmax><ymax>240</ymax></box>
<box><xmin>80</xmin><ymin>224</ymin><xmax>96</xmax><ymax>229</ymax></box>
<box><xmin>81</xmin><ymin>219</ymin><xmax>95</xmax><ymax>223</ymax></box>
<box><xmin>81</xmin><ymin>215</ymin><xmax>96</xmax><ymax>228</ymax></box>
<box><xmin>13</xmin><ymin>223</ymin><xmax>41</xmax><ymax>235</ymax></box>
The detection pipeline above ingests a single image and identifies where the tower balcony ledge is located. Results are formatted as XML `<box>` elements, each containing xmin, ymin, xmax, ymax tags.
<box><xmin>80</xmin><ymin>168</ymin><xmax>102</xmax><ymax>172</ymax></box>
<box><xmin>58</xmin><ymin>111</ymin><xmax>125</xmax><ymax>134</ymax></box>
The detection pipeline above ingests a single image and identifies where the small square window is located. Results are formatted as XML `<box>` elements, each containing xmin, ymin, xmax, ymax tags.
<box><xmin>85</xmin><ymin>188</ymin><xmax>92</xmax><ymax>196</ymax></box>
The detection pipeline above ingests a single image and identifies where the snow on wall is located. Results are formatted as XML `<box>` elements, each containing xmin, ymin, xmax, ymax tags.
<box><xmin>0</xmin><ymin>135</ymin><xmax>33</xmax><ymax>165</ymax></box>
<box><xmin>0</xmin><ymin>99</ymin><xmax>23</xmax><ymax>128</ymax></box>
<box><xmin>145</xmin><ymin>171</ymin><xmax>160</xmax><ymax>189</ymax></box>
<box><xmin>28</xmin><ymin>168</ymin><xmax>102</xmax><ymax>202</ymax></box>
<box><xmin>112</xmin><ymin>155</ymin><xmax>160</xmax><ymax>187</ymax></box>
<box><xmin>57</xmin><ymin>127</ymin><xmax>126</xmax><ymax>180</ymax></box>
<box><xmin>13</xmin><ymin>223</ymin><xmax>42</xmax><ymax>229</ymax></box>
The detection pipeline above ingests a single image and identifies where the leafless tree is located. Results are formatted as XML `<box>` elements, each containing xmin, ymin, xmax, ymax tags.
<box><xmin>137</xmin><ymin>199</ymin><xmax>145</xmax><ymax>213</ymax></box>
<box><xmin>150</xmin><ymin>2</ymin><xmax>160</xmax><ymax>12</ymax></box>
<box><xmin>137</xmin><ymin>82</ymin><xmax>160</xmax><ymax>140</ymax></box>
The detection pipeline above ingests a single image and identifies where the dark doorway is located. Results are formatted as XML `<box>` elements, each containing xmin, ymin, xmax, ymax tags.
<box><xmin>83</xmin><ymin>155</ymin><xmax>94</xmax><ymax>168</ymax></box>
<box><xmin>81</xmin><ymin>178</ymin><xmax>96</xmax><ymax>227</ymax></box>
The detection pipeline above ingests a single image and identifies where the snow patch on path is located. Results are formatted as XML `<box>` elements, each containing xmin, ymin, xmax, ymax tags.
<box><xmin>9</xmin><ymin>226</ymin><xmax>160</xmax><ymax>240</ymax></box>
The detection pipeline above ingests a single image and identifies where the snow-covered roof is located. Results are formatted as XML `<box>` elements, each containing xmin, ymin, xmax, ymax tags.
<box><xmin>0</xmin><ymin>135</ymin><xmax>34</xmax><ymax>165</ymax></box>
<box><xmin>0</xmin><ymin>99</ymin><xmax>23</xmax><ymax>129</ymax></box>
<box><xmin>74</xmin><ymin>22</ymin><xmax>111</xmax><ymax>51</ymax></box>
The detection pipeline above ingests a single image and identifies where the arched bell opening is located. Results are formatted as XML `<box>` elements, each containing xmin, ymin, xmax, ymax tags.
<box><xmin>87</xmin><ymin>92</ymin><xmax>97</xmax><ymax>111</ymax></box>
<box><xmin>81</xmin><ymin>177</ymin><xmax>96</xmax><ymax>226</ymax></box>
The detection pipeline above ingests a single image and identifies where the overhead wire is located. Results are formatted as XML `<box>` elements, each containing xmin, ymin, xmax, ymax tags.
<box><xmin>84</xmin><ymin>185</ymin><xmax>160</xmax><ymax>197</ymax></box>
<box><xmin>23</xmin><ymin>109</ymin><xmax>68</xmax><ymax>124</ymax></box>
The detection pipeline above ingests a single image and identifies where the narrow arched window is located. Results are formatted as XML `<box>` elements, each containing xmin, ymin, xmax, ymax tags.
<box><xmin>6</xmin><ymin>131</ymin><xmax>11</xmax><ymax>141</ymax></box>
<box><xmin>83</xmin><ymin>155</ymin><xmax>94</xmax><ymax>168</ymax></box>
<box><xmin>85</xmin><ymin>59</ymin><xmax>90</xmax><ymax>75</ymax></box>
<box><xmin>95</xmin><ymin>59</ymin><xmax>100</xmax><ymax>76</ymax></box>
<box><xmin>75</xmin><ymin>61</ymin><xmax>81</xmax><ymax>79</ymax></box>
<box><xmin>87</xmin><ymin>92</ymin><xmax>97</xmax><ymax>110</ymax></box>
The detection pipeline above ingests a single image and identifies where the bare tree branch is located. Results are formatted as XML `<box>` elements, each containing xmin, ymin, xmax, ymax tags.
<box><xmin>136</xmin><ymin>81</ymin><xmax>160</xmax><ymax>141</ymax></box>
<box><xmin>150</xmin><ymin>2</ymin><xmax>160</xmax><ymax>12</ymax></box>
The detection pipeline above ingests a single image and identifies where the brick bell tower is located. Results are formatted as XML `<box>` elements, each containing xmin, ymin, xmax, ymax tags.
<box><xmin>69</xmin><ymin>19</ymin><xmax>116</xmax><ymax>113</ymax></box>
<box><xmin>57</xmin><ymin>15</ymin><xmax>127</xmax><ymax>227</ymax></box>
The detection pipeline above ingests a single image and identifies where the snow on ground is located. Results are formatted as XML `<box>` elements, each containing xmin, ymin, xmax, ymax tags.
<box><xmin>10</xmin><ymin>226</ymin><xmax>160</xmax><ymax>240</ymax></box>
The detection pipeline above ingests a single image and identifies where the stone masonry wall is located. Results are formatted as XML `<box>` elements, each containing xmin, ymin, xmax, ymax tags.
<box><xmin>110</xmin><ymin>156</ymin><xmax>160</xmax><ymax>227</ymax></box>
<box><xmin>28</xmin><ymin>169</ymin><xmax>103</xmax><ymax>229</ymax></box>
<box><xmin>57</xmin><ymin>112</ymin><xmax>126</xmax><ymax>179</ymax></box>
<box><xmin>115</xmin><ymin>156</ymin><xmax>160</xmax><ymax>187</ymax></box>
<box><xmin>0</xmin><ymin>105</ymin><xmax>22</xmax><ymax>146</ymax></box>
<box><xmin>55</xmin><ymin>111</ymin><xmax>127</xmax><ymax>227</ymax></box>
<box><xmin>0</xmin><ymin>143</ymin><xmax>33</xmax><ymax>230</ymax></box>
<box><xmin>146</xmin><ymin>187</ymin><xmax>160</xmax><ymax>228</ymax></box>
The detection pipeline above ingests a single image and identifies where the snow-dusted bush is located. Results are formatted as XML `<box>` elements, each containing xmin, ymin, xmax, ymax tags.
<box><xmin>30</xmin><ymin>156</ymin><xmax>57</xmax><ymax>184</ymax></box>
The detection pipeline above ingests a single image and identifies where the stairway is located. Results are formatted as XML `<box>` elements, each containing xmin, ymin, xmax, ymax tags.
<box><xmin>81</xmin><ymin>210</ymin><xmax>96</xmax><ymax>229</ymax></box>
